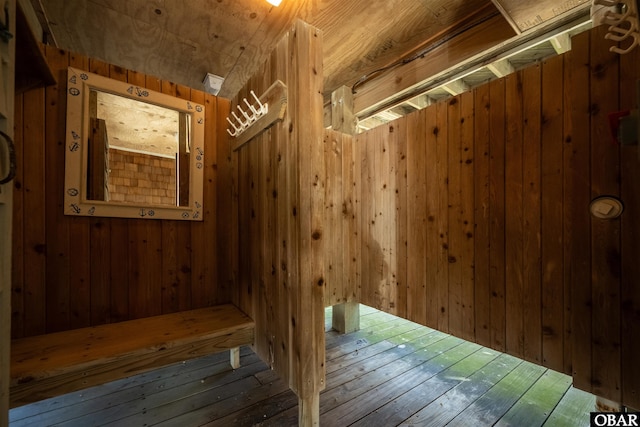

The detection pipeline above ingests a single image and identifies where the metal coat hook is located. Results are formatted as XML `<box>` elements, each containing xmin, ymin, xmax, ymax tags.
<box><xmin>0</xmin><ymin>129</ymin><xmax>16</xmax><ymax>185</ymax></box>
<box><xmin>226</xmin><ymin>90</ymin><xmax>270</xmax><ymax>138</ymax></box>
<box><xmin>595</xmin><ymin>0</ymin><xmax>640</xmax><ymax>55</ymax></box>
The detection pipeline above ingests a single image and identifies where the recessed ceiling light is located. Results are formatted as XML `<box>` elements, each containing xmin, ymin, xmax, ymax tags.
<box><xmin>266</xmin><ymin>0</ymin><xmax>282</xmax><ymax>6</ymax></box>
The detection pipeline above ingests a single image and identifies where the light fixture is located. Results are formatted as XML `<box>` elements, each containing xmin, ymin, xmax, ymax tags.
<box><xmin>266</xmin><ymin>0</ymin><xmax>282</xmax><ymax>6</ymax></box>
<box><xmin>202</xmin><ymin>73</ymin><xmax>224</xmax><ymax>96</ymax></box>
<box><xmin>589</xmin><ymin>196</ymin><xmax>624</xmax><ymax>220</ymax></box>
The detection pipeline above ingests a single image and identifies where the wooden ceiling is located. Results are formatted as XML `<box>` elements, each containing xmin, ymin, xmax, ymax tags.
<box><xmin>34</xmin><ymin>0</ymin><xmax>591</xmax><ymax>111</ymax></box>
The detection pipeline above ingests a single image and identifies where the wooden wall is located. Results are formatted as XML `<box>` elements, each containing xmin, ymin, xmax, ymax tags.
<box><xmin>12</xmin><ymin>46</ymin><xmax>230</xmax><ymax>339</ymax></box>
<box><xmin>323</xmin><ymin>25</ymin><xmax>640</xmax><ymax>409</ymax></box>
<box><xmin>336</xmin><ymin>53</ymin><xmax>573</xmax><ymax>375</ymax></box>
<box><xmin>570</xmin><ymin>26</ymin><xmax>640</xmax><ymax>410</ymax></box>
<box><xmin>222</xmin><ymin>20</ymin><xmax>326</xmax><ymax>409</ymax></box>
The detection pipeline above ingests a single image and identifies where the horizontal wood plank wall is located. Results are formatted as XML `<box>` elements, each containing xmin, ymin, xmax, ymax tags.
<box><xmin>11</xmin><ymin>46</ymin><xmax>227</xmax><ymax>339</ymax></box>
<box><xmin>570</xmin><ymin>26</ymin><xmax>640</xmax><ymax>410</ymax></box>
<box><xmin>230</xmin><ymin>20</ymin><xmax>325</xmax><ymax>404</ymax></box>
<box><xmin>353</xmin><ymin>54</ymin><xmax>573</xmax><ymax>375</ymax></box>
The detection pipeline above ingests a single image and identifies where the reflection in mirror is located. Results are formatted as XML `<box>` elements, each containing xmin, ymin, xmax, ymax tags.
<box><xmin>64</xmin><ymin>67</ymin><xmax>205</xmax><ymax>221</ymax></box>
<box><xmin>87</xmin><ymin>90</ymin><xmax>190</xmax><ymax>207</ymax></box>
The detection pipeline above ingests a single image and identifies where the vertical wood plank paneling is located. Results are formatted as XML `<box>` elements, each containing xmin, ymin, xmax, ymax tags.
<box><xmin>11</xmin><ymin>93</ymin><xmax>24</xmax><ymax>338</ymax></box>
<box><xmin>349</xmin><ymin>132</ymin><xmax>364</xmax><ymax>301</ymax></box>
<box><xmin>217</xmin><ymin>96</ymin><xmax>235</xmax><ymax>303</ymax></box>
<box><xmin>348</xmin><ymin>24</ymin><xmax>638</xmax><ymax>406</ymax></box>
<box><xmin>394</xmin><ymin>119</ymin><xmax>408</xmax><ymax>320</ymax></box>
<box><xmin>522</xmin><ymin>64</ymin><xmax>542</xmax><ymax>365</ymax></box>
<box><xmin>340</xmin><ymin>134</ymin><xmax>360</xmax><ymax>305</ymax></box>
<box><xmin>15</xmin><ymin>47</ymin><xmax>223</xmax><ymax>339</ymax></box>
<box><xmin>360</xmin><ymin>129</ymin><xmax>375</xmax><ymax>309</ymax></box>
<box><xmin>386</xmin><ymin>123</ymin><xmax>398</xmax><ymax>315</ymax></box>
<box><xmin>266</xmin><ymin>90</ymin><xmax>278</xmax><ymax>368</ymax></box>
<box><xmin>619</xmin><ymin>37</ymin><xmax>640</xmax><ymax>410</ymax></box>
<box><xmin>459</xmin><ymin>90</ymin><xmax>475</xmax><ymax>342</ymax></box>
<box><xmin>381</xmin><ymin>124</ymin><xmax>393</xmax><ymax>312</ymax></box>
<box><xmin>370</xmin><ymin>126</ymin><xmax>386</xmax><ymax>309</ymax></box>
<box><xmin>447</xmin><ymin>96</ymin><xmax>463</xmax><ymax>338</ymax></box>
<box><xmin>424</xmin><ymin>106</ymin><xmax>438</xmax><ymax>329</ymax></box>
<box><xmin>541</xmin><ymin>54</ymin><xmax>566</xmax><ymax>373</ymax></box>
<box><xmin>569</xmin><ymin>31</ymin><xmax>592</xmax><ymax>394</ymax></box>
<box><xmin>44</xmin><ymin>48</ymin><xmax>70</xmax><ymax>333</ymax></box>
<box><xmin>562</xmin><ymin>53</ymin><xmax>573</xmax><ymax>377</ymax></box>
<box><xmin>473</xmin><ymin>84</ymin><xmax>491</xmax><ymax>348</ymax></box>
<box><xmin>435</xmin><ymin>101</ymin><xmax>450</xmax><ymax>333</ymax></box>
<box><xmin>504</xmin><ymin>71</ymin><xmax>524</xmax><ymax>358</ymax></box>
<box><xmin>407</xmin><ymin>109</ymin><xmax>427</xmax><ymax>325</ymax></box>
<box><xmin>589</xmin><ymin>25</ymin><xmax>621</xmax><ymax>402</ymax></box>
<box><xmin>22</xmin><ymin>86</ymin><xmax>46</xmax><ymax>337</ymax></box>
<box><xmin>273</xmin><ymin>33</ymin><xmax>290</xmax><ymax>377</ymax></box>
<box><xmin>237</xmin><ymin>148</ymin><xmax>252</xmax><ymax>315</ymax></box>
<box><xmin>489</xmin><ymin>78</ymin><xmax>506</xmax><ymax>352</ymax></box>
<box><xmin>324</xmin><ymin>131</ymin><xmax>343</xmax><ymax>306</ymax></box>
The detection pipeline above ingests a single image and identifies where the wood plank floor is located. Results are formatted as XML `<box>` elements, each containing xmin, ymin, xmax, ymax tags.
<box><xmin>9</xmin><ymin>305</ymin><xmax>595</xmax><ymax>426</ymax></box>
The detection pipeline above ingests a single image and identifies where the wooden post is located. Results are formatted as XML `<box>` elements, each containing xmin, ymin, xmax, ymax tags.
<box><xmin>331</xmin><ymin>85</ymin><xmax>356</xmax><ymax>135</ymax></box>
<box><xmin>330</xmin><ymin>86</ymin><xmax>360</xmax><ymax>334</ymax></box>
<box><xmin>291</xmin><ymin>20</ymin><xmax>325</xmax><ymax>427</ymax></box>
<box><xmin>0</xmin><ymin>1</ymin><xmax>15</xmax><ymax>425</ymax></box>
<box><xmin>332</xmin><ymin>302</ymin><xmax>360</xmax><ymax>334</ymax></box>
<box><xmin>229</xmin><ymin>347</ymin><xmax>240</xmax><ymax>369</ymax></box>
<box><xmin>299</xmin><ymin>392</ymin><xmax>320</xmax><ymax>427</ymax></box>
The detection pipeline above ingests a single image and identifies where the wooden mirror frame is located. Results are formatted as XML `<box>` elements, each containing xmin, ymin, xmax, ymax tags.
<box><xmin>63</xmin><ymin>67</ymin><xmax>205</xmax><ymax>221</ymax></box>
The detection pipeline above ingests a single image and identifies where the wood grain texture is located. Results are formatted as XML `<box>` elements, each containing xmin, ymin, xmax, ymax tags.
<box><xmin>541</xmin><ymin>54</ymin><xmax>565</xmax><ymax>374</ymax></box>
<box><xmin>232</xmin><ymin>21</ymin><xmax>326</xmax><ymax>416</ymax></box>
<box><xmin>568</xmin><ymin>30</ymin><xmax>592</xmax><ymax>395</ymax></box>
<box><xmin>504</xmin><ymin>71</ymin><xmax>524</xmax><ymax>359</ymax></box>
<box><xmin>619</xmin><ymin>32</ymin><xmax>640</xmax><ymax>410</ymax></box>
<box><xmin>473</xmin><ymin>83</ymin><xmax>491</xmax><ymax>349</ymax></box>
<box><xmin>351</xmin><ymin>39</ymin><xmax>587</xmax><ymax>383</ymax></box>
<box><xmin>488</xmin><ymin>78</ymin><xmax>506</xmax><ymax>352</ymax></box>
<box><xmin>406</xmin><ymin>109</ymin><xmax>427</xmax><ymax>325</ymax></box>
<box><xmin>522</xmin><ymin>64</ymin><xmax>542</xmax><ymax>366</ymax></box>
<box><xmin>588</xmin><ymin>25</ymin><xmax>621</xmax><ymax>403</ymax></box>
<box><xmin>10</xmin><ymin>305</ymin><xmax>254</xmax><ymax>408</ymax></box>
<box><xmin>12</xmin><ymin>46</ymin><xmax>223</xmax><ymax>339</ymax></box>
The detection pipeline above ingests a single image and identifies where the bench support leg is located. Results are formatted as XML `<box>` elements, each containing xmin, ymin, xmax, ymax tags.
<box><xmin>332</xmin><ymin>301</ymin><xmax>360</xmax><ymax>334</ymax></box>
<box><xmin>230</xmin><ymin>347</ymin><xmax>240</xmax><ymax>369</ymax></box>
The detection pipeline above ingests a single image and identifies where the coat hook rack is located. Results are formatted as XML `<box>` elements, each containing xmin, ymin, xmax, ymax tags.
<box><xmin>594</xmin><ymin>0</ymin><xmax>640</xmax><ymax>54</ymax></box>
<box><xmin>226</xmin><ymin>90</ymin><xmax>268</xmax><ymax>137</ymax></box>
<box><xmin>228</xmin><ymin>80</ymin><xmax>288</xmax><ymax>151</ymax></box>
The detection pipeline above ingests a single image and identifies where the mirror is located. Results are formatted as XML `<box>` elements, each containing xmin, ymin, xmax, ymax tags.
<box><xmin>64</xmin><ymin>67</ymin><xmax>205</xmax><ymax>220</ymax></box>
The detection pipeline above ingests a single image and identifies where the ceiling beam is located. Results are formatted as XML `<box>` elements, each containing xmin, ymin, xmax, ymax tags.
<box><xmin>550</xmin><ymin>32</ymin><xmax>572</xmax><ymax>54</ymax></box>
<box><xmin>351</xmin><ymin>6</ymin><xmax>590</xmax><ymax>120</ymax></box>
<box><xmin>405</xmin><ymin>93</ymin><xmax>432</xmax><ymax>110</ymax></box>
<box><xmin>352</xmin><ymin>13</ymin><xmax>514</xmax><ymax>118</ymax></box>
<box><xmin>441</xmin><ymin>79</ymin><xmax>470</xmax><ymax>96</ymax></box>
<box><xmin>487</xmin><ymin>58</ymin><xmax>515</xmax><ymax>77</ymax></box>
<box><xmin>490</xmin><ymin>0</ymin><xmax>522</xmax><ymax>35</ymax></box>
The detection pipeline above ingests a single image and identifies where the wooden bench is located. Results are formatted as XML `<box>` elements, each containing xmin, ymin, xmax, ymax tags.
<box><xmin>10</xmin><ymin>304</ymin><xmax>254</xmax><ymax>408</ymax></box>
